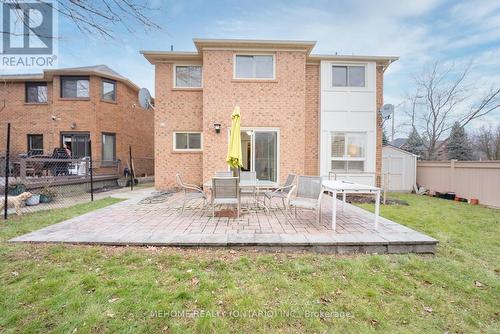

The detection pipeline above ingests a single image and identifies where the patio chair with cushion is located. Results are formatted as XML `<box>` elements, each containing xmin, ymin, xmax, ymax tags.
<box><xmin>263</xmin><ymin>174</ymin><xmax>296</xmax><ymax>210</ymax></box>
<box><xmin>211</xmin><ymin>177</ymin><xmax>240</xmax><ymax>219</ymax></box>
<box><xmin>176</xmin><ymin>173</ymin><xmax>207</xmax><ymax>213</ymax></box>
<box><xmin>289</xmin><ymin>175</ymin><xmax>323</xmax><ymax>225</ymax></box>
<box><xmin>215</xmin><ymin>171</ymin><xmax>232</xmax><ymax>177</ymax></box>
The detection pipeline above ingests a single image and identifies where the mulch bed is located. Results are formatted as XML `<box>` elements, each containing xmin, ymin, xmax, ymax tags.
<box><xmin>345</xmin><ymin>194</ymin><xmax>409</xmax><ymax>206</ymax></box>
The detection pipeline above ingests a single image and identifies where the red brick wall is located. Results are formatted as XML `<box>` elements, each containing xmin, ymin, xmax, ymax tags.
<box><xmin>0</xmin><ymin>75</ymin><xmax>154</xmax><ymax>175</ymax></box>
<box><xmin>154</xmin><ymin>63</ymin><xmax>203</xmax><ymax>189</ymax></box>
<box><xmin>305</xmin><ymin>64</ymin><xmax>320</xmax><ymax>175</ymax></box>
<box><xmin>202</xmin><ymin>50</ymin><xmax>307</xmax><ymax>185</ymax></box>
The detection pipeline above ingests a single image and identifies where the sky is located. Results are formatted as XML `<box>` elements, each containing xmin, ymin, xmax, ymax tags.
<box><xmin>10</xmin><ymin>0</ymin><xmax>500</xmax><ymax>136</ymax></box>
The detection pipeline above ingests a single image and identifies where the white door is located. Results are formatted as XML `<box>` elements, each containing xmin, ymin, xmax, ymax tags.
<box><xmin>240</xmin><ymin>129</ymin><xmax>278</xmax><ymax>182</ymax></box>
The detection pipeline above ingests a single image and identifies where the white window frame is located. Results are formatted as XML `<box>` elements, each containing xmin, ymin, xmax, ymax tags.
<box><xmin>330</xmin><ymin>64</ymin><xmax>367</xmax><ymax>88</ymax></box>
<box><xmin>173</xmin><ymin>64</ymin><xmax>203</xmax><ymax>88</ymax></box>
<box><xmin>173</xmin><ymin>132</ymin><xmax>203</xmax><ymax>152</ymax></box>
<box><xmin>330</xmin><ymin>132</ymin><xmax>366</xmax><ymax>173</ymax></box>
<box><xmin>233</xmin><ymin>54</ymin><xmax>276</xmax><ymax>80</ymax></box>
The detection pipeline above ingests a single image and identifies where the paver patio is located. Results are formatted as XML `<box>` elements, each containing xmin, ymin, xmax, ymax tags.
<box><xmin>10</xmin><ymin>188</ymin><xmax>437</xmax><ymax>254</ymax></box>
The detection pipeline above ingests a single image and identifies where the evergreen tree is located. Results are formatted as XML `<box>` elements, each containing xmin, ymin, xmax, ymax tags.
<box><xmin>382</xmin><ymin>130</ymin><xmax>389</xmax><ymax>145</ymax></box>
<box><xmin>405</xmin><ymin>128</ymin><xmax>425</xmax><ymax>157</ymax></box>
<box><xmin>447</xmin><ymin>122</ymin><xmax>472</xmax><ymax>160</ymax></box>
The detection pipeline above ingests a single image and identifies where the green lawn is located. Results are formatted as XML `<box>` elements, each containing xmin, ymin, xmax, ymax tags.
<box><xmin>0</xmin><ymin>194</ymin><xmax>499</xmax><ymax>333</ymax></box>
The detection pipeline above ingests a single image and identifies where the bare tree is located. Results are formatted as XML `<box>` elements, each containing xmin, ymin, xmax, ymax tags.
<box><xmin>1</xmin><ymin>0</ymin><xmax>162</xmax><ymax>39</ymax></box>
<box><xmin>408</xmin><ymin>61</ymin><xmax>500</xmax><ymax>159</ymax></box>
<box><xmin>474</xmin><ymin>125</ymin><xmax>500</xmax><ymax>160</ymax></box>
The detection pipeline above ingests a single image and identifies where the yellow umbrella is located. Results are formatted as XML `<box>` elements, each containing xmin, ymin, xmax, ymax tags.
<box><xmin>226</xmin><ymin>106</ymin><xmax>243</xmax><ymax>169</ymax></box>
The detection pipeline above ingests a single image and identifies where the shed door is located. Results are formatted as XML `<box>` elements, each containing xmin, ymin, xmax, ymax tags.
<box><xmin>383</xmin><ymin>156</ymin><xmax>404</xmax><ymax>191</ymax></box>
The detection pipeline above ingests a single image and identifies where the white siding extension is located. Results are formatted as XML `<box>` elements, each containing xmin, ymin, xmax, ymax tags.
<box><xmin>319</xmin><ymin>60</ymin><xmax>377</xmax><ymax>186</ymax></box>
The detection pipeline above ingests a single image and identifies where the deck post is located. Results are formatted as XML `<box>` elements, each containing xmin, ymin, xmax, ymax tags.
<box><xmin>3</xmin><ymin>123</ymin><xmax>11</xmax><ymax>220</ymax></box>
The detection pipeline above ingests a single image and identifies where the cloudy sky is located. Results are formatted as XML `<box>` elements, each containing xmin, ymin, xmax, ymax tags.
<box><xmin>19</xmin><ymin>0</ymin><xmax>500</xmax><ymax>135</ymax></box>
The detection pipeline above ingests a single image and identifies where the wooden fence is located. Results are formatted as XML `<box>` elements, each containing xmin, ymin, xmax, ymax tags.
<box><xmin>417</xmin><ymin>160</ymin><xmax>500</xmax><ymax>208</ymax></box>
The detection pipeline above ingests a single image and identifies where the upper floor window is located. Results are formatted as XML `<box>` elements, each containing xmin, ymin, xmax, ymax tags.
<box><xmin>25</xmin><ymin>82</ymin><xmax>48</xmax><ymax>103</ymax></box>
<box><xmin>234</xmin><ymin>55</ymin><xmax>274</xmax><ymax>79</ymax></box>
<box><xmin>175</xmin><ymin>65</ymin><xmax>202</xmax><ymax>88</ymax></box>
<box><xmin>61</xmin><ymin>76</ymin><xmax>90</xmax><ymax>98</ymax></box>
<box><xmin>330</xmin><ymin>132</ymin><xmax>366</xmax><ymax>172</ymax></box>
<box><xmin>102</xmin><ymin>79</ymin><xmax>116</xmax><ymax>101</ymax></box>
<box><xmin>332</xmin><ymin>65</ymin><xmax>365</xmax><ymax>87</ymax></box>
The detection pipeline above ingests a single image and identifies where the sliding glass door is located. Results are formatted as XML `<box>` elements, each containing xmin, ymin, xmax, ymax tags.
<box><xmin>240</xmin><ymin>129</ymin><xmax>278</xmax><ymax>182</ymax></box>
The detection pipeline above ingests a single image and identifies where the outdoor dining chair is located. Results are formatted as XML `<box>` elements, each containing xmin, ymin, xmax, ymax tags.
<box><xmin>289</xmin><ymin>175</ymin><xmax>323</xmax><ymax>224</ymax></box>
<box><xmin>215</xmin><ymin>171</ymin><xmax>233</xmax><ymax>177</ymax></box>
<box><xmin>211</xmin><ymin>177</ymin><xmax>240</xmax><ymax>219</ymax></box>
<box><xmin>263</xmin><ymin>174</ymin><xmax>296</xmax><ymax>210</ymax></box>
<box><xmin>240</xmin><ymin>171</ymin><xmax>257</xmax><ymax>206</ymax></box>
<box><xmin>176</xmin><ymin>173</ymin><xmax>207</xmax><ymax>213</ymax></box>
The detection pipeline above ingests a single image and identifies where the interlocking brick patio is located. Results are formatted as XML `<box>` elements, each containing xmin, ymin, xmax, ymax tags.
<box><xmin>10</xmin><ymin>188</ymin><xmax>438</xmax><ymax>254</ymax></box>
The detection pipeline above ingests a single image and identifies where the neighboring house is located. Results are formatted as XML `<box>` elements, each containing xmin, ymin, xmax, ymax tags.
<box><xmin>390</xmin><ymin>138</ymin><xmax>408</xmax><ymax>148</ymax></box>
<box><xmin>142</xmin><ymin>39</ymin><xmax>398</xmax><ymax>189</ymax></box>
<box><xmin>0</xmin><ymin>65</ymin><xmax>154</xmax><ymax>175</ymax></box>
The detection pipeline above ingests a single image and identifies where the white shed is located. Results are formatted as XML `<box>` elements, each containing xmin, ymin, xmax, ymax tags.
<box><xmin>382</xmin><ymin>145</ymin><xmax>417</xmax><ymax>192</ymax></box>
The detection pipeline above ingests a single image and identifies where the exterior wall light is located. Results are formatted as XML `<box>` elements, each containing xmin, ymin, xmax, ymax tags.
<box><xmin>214</xmin><ymin>123</ymin><xmax>221</xmax><ymax>134</ymax></box>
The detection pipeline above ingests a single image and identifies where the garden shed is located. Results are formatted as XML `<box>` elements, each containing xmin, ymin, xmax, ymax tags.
<box><xmin>382</xmin><ymin>145</ymin><xmax>418</xmax><ymax>192</ymax></box>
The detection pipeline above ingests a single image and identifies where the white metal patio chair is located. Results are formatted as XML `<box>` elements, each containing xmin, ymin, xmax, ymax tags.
<box><xmin>176</xmin><ymin>173</ymin><xmax>207</xmax><ymax>213</ymax></box>
<box><xmin>211</xmin><ymin>177</ymin><xmax>240</xmax><ymax>219</ymax></box>
<box><xmin>263</xmin><ymin>174</ymin><xmax>296</xmax><ymax>210</ymax></box>
<box><xmin>289</xmin><ymin>175</ymin><xmax>323</xmax><ymax>225</ymax></box>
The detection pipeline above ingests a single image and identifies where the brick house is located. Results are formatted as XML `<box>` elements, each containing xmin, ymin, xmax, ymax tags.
<box><xmin>141</xmin><ymin>39</ymin><xmax>397</xmax><ymax>189</ymax></box>
<box><xmin>0</xmin><ymin>65</ymin><xmax>154</xmax><ymax>176</ymax></box>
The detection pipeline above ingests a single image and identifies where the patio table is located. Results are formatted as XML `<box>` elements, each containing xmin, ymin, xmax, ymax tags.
<box><xmin>322</xmin><ymin>180</ymin><xmax>381</xmax><ymax>231</ymax></box>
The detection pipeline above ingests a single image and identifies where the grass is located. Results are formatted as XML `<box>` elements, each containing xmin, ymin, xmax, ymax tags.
<box><xmin>0</xmin><ymin>194</ymin><xmax>499</xmax><ymax>333</ymax></box>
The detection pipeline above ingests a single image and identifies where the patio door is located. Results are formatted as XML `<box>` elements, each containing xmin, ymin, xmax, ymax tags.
<box><xmin>61</xmin><ymin>133</ymin><xmax>90</xmax><ymax>158</ymax></box>
<box><xmin>240</xmin><ymin>129</ymin><xmax>278</xmax><ymax>182</ymax></box>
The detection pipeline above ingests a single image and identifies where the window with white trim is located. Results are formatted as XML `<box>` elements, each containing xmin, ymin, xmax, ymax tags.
<box><xmin>235</xmin><ymin>55</ymin><xmax>274</xmax><ymax>79</ymax></box>
<box><xmin>330</xmin><ymin>132</ymin><xmax>366</xmax><ymax>172</ymax></box>
<box><xmin>175</xmin><ymin>66</ymin><xmax>202</xmax><ymax>88</ymax></box>
<box><xmin>174</xmin><ymin>132</ymin><xmax>202</xmax><ymax>150</ymax></box>
<box><xmin>332</xmin><ymin>65</ymin><xmax>365</xmax><ymax>87</ymax></box>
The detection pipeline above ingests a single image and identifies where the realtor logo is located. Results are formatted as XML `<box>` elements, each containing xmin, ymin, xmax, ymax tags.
<box><xmin>1</xmin><ymin>0</ymin><xmax>58</xmax><ymax>69</ymax></box>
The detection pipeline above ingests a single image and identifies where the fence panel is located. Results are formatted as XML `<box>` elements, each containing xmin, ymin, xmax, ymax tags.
<box><xmin>417</xmin><ymin>160</ymin><xmax>500</xmax><ymax>208</ymax></box>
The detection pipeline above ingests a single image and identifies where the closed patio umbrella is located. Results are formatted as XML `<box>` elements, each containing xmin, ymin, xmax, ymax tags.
<box><xmin>226</xmin><ymin>106</ymin><xmax>243</xmax><ymax>169</ymax></box>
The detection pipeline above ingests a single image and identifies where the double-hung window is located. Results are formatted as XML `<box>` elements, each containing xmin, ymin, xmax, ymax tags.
<box><xmin>102</xmin><ymin>79</ymin><xmax>116</xmax><ymax>101</ymax></box>
<box><xmin>234</xmin><ymin>55</ymin><xmax>274</xmax><ymax>79</ymax></box>
<box><xmin>61</xmin><ymin>76</ymin><xmax>90</xmax><ymax>98</ymax></box>
<box><xmin>332</xmin><ymin>65</ymin><xmax>365</xmax><ymax>87</ymax></box>
<box><xmin>25</xmin><ymin>83</ymin><xmax>48</xmax><ymax>103</ymax></box>
<box><xmin>101</xmin><ymin>133</ymin><xmax>116</xmax><ymax>161</ymax></box>
<box><xmin>174</xmin><ymin>132</ymin><xmax>202</xmax><ymax>151</ymax></box>
<box><xmin>175</xmin><ymin>66</ymin><xmax>202</xmax><ymax>88</ymax></box>
<box><xmin>27</xmin><ymin>134</ymin><xmax>43</xmax><ymax>156</ymax></box>
<box><xmin>330</xmin><ymin>132</ymin><xmax>366</xmax><ymax>172</ymax></box>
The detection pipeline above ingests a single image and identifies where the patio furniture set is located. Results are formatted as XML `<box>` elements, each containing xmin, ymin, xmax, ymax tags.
<box><xmin>176</xmin><ymin>172</ymin><xmax>382</xmax><ymax>231</ymax></box>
